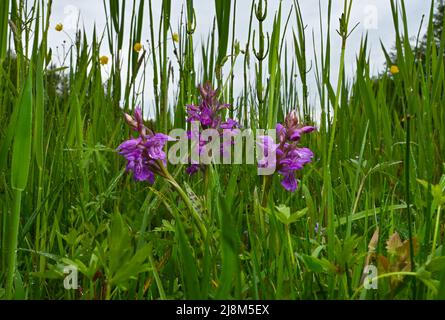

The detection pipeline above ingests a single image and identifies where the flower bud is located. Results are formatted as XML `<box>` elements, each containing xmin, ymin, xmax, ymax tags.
<box><xmin>234</xmin><ymin>41</ymin><xmax>240</xmax><ymax>56</ymax></box>
<box><xmin>172</xmin><ymin>33</ymin><xmax>179</xmax><ymax>43</ymax></box>
<box><xmin>285</xmin><ymin>110</ymin><xmax>299</xmax><ymax>129</ymax></box>
<box><xmin>134</xmin><ymin>107</ymin><xmax>143</xmax><ymax>125</ymax></box>
<box><xmin>124</xmin><ymin>113</ymin><xmax>137</xmax><ymax>128</ymax></box>
<box><xmin>100</xmin><ymin>56</ymin><xmax>109</xmax><ymax>65</ymax></box>
<box><xmin>134</xmin><ymin>42</ymin><xmax>143</xmax><ymax>52</ymax></box>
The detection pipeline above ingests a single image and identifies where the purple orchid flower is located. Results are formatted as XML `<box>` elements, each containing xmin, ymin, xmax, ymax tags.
<box><xmin>258</xmin><ymin>111</ymin><xmax>315</xmax><ymax>192</ymax></box>
<box><xmin>118</xmin><ymin>107</ymin><xmax>173</xmax><ymax>183</ymax></box>
<box><xmin>185</xmin><ymin>82</ymin><xmax>240</xmax><ymax>175</ymax></box>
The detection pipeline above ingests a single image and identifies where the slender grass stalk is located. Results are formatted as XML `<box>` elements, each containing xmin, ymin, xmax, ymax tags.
<box><xmin>431</xmin><ymin>205</ymin><xmax>442</xmax><ymax>257</ymax></box>
<box><xmin>6</xmin><ymin>190</ymin><xmax>22</xmax><ymax>298</ymax></box>
<box><xmin>148</xmin><ymin>249</ymin><xmax>167</xmax><ymax>299</ymax></box>
<box><xmin>160</xmin><ymin>0</ymin><xmax>171</xmax><ymax>133</ymax></box>
<box><xmin>157</xmin><ymin>161</ymin><xmax>207</xmax><ymax>239</ymax></box>
<box><xmin>253</xmin><ymin>0</ymin><xmax>269</xmax><ymax>127</ymax></box>
<box><xmin>243</xmin><ymin>2</ymin><xmax>255</xmax><ymax>127</ymax></box>
<box><xmin>148</xmin><ymin>0</ymin><xmax>160</xmax><ymax>117</ymax></box>
<box><xmin>352</xmin><ymin>271</ymin><xmax>418</xmax><ymax>299</ymax></box>
<box><xmin>0</xmin><ymin>0</ymin><xmax>9</xmax><ymax>61</ymax></box>
<box><xmin>404</xmin><ymin>116</ymin><xmax>417</xmax><ymax>299</ymax></box>
<box><xmin>229</xmin><ymin>0</ymin><xmax>237</xmax><ymax>116</ymax></box>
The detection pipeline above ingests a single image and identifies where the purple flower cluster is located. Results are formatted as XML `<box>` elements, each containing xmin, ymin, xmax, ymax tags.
<box><xmin>118</xmin><ymin>107</ymin><xmax>173</xmax><ymax>183</ymax></box>
<box><xmin>186</xmin><ymin>82</ymin><xmax>239</xmax><ymax>175</ymax></box>
<box><xmin>258</xmin><ymin>111</ymin><xmax>315</xmax><ymax>192</ymax></box>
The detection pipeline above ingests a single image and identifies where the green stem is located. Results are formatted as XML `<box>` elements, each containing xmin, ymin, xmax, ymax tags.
<box><xmin>431</xmin><ymin>205</ymin><xmax>442</xmax><ymax>257</ymax></box>
<box><xmin>352</xmin><ymin>271</ymin><xmax>418</xmax><ymax>299</ymax></box>
<box><xmin>168</xmin><ymin>176</ymin><xmax>207</xmax><ymax>239</ymax></box>
<box><xmin>324</xmin><ymin>1</ymin><xmax>352</xmax><ymax>298</ymax></box>
<box><xmin>6</xmin><ymin>189</ymin><xmax>22</xmax><ymax>299</ymax></box>
<box><xmin>137</xmin><ymin>205</ymin><xmax>152</xmax><ymax>249</ymax></box>
<box><xmin>285</xmin><ymin>225</ymin><xmax>295</xmax><ymax>265</ymax></box>
<box><xmin>405</xmin><ymin>117</ymin><xmax>417</xmax><ymax>299</ymax></box>
<box><xmin>261</xmin><ymin>175</ymin><xmax>272</xmax><ymax>208</ymax></box>
<box><xmin>36</xmin><ymin>169</ymin><xmax>45</xmax><ymax>275</ymax></box>
<box><xmin>148</xmin><ymin>250</ymin><xmax>166</xmax><ymax>299</ymax></box>
<box><xmin>105</xmin><ymin>283</ymin><xmax>112</xmax><ymax>300</ymax></box>
<box><xmin>157</xmin><ymin>161</ymin><xmax>207</xmax><ymax>239</ymax></box>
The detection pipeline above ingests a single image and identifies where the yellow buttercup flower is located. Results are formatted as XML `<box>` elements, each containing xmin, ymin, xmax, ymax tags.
<box><xmin>134</xmin><ymin>42</ymin><xmax>143</xmax><ymax>52</ymax></box>
<box><xmin>172</xmin><ymin>33</ymin><xmax>179</xmax><ymax>43</ymax></box>
<box><xmin>390</xmin><ymin>65</ymin><xmax>400</xmax><ymax>75</ymax></box>
<box><xmin>55</xmin><ymin>23</ymin><xmax>63</xmax><ymax>32</ymax></box>
<box><xmin>100</xmin><ymin>56</ymin><xmax>109</xmax><ymax>65</ymax></box>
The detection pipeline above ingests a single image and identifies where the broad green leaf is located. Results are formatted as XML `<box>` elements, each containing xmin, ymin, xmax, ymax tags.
<box><xmin>175</xmin><ymin>216</ymin><xmax>201</xmax><ymax>299</ymax></box>
<box><xmin>11</xmin><ymin>72</ymin><xmax>33</xmax><ymax>191</ymax></box>
<box><xmin>300</xmin><ymin>254</ymin><xmax>334</xmax><ymax>274</ymax></box>
<box><xmin>269</xmin><ymin>205</ymin><xmax>308</xmax><ymax>225</ymax></box>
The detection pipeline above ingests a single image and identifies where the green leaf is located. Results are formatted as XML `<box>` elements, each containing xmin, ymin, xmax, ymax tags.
<box><xmin>300</xmin><ymin>254</ymin><xmax>334</xmax><ymax>274</ymax></box>
<box><xmin>214</xmin><ymin>0</ymin><xmax>232</xmax><ymax>67</ymax></box>
<box><xmin>13</xmin><ymin>271</ymin><xmax>25</xmax><ymax>299</ymax></box>
<box><xmin>34</xmin><ymin>50</ymin><xmax>44</xmax><ymax>169</ymax></box>
<box><xmin>335</xmin><ymin>204</ymin><xmax>409</xmax><ymax>226</ymax></box>
<box><xmin>426</xmin><ymin>256</ymin><xmax>445</xmax><ymax>274</ymax></box>
<box><xmin>175</xmin><ymin>216</ymin><xmax>201</xmax><ymax>299</ymax></box>
<box><xmin>111</xmin><ymin>244</ymin><xmax>151</xmax><ymax>287</ymax></box>
<box><xmin>11</xmin><ymin>72</ymin><xmax>33</xmax><ymax>191</ymax></box>
<box><xmin>109</xmin><ymin>212</ymin><xmax>132</xmax><ymax>277</ymax></box>
<box><xmin>0</xmin><ymin>0</ymin><xmax>9</xmax><ymax>60</ymax></box>
<box><xmin>416</xmin><ymin>267</ymin><xmax>439</xmax><ymax>295</ymax></box>
<box><xmin>269</xmin><ymin>205</ymin><xmax>308</xmax><ymax>225</ymax></box>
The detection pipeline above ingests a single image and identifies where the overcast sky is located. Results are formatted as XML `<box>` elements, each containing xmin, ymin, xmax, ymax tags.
<box><xmin>48</xmin><ymin>0</ymin><xmax>433</xmax><ymax>116</ymax></box>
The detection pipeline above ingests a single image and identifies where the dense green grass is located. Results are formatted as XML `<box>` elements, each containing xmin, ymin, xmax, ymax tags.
<box><xmin>0</xmin><ymin>0</ymin><xmax>445</xmax><ymax>300</ymax></box>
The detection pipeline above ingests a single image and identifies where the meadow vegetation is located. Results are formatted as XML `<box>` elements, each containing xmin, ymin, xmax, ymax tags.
<box><xmin>0</xmin><ymin>0</ymin><xmax>445</xmax><ymax>300</ymax></box>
